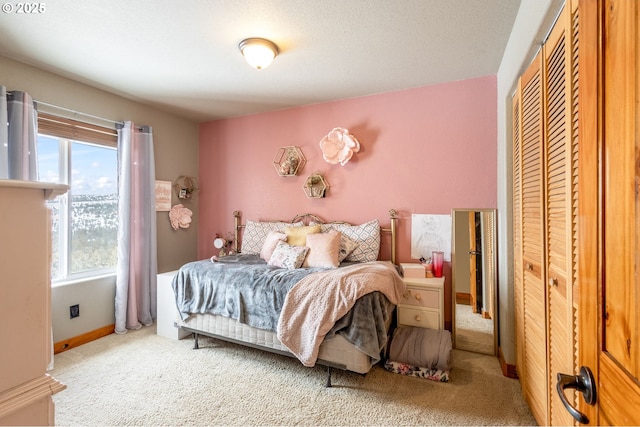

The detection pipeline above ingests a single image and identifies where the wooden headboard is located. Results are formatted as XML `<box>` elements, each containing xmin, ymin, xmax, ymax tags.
<box><xmin>232</xmin><ymin>209</ymin><xmax>398</xmax><ymax>265</ymax></box>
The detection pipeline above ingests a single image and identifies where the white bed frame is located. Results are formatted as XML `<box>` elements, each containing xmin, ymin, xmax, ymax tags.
<box><xmin>174</xmin><ymin>209</ymin><xmax>399</xmax><ymax>386</ymax></box>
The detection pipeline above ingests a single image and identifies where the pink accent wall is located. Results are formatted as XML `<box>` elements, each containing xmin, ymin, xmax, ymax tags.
<box><xmin>198</xmin><ymin>75</ymin><xmax>497</xmax><ymax>325</ymax></box>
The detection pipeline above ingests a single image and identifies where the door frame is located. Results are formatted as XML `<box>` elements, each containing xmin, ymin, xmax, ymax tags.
<box><xmin>469</xmin><ymin>211</ymin><xmax>478</xmax><ymax>313</ymax></box>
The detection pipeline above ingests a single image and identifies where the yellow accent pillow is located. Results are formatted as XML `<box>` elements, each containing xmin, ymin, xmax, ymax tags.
<box><xmin>285</xmin><ymin>225</ymin><xmax>321</xmax><ymax>246</ymax></box>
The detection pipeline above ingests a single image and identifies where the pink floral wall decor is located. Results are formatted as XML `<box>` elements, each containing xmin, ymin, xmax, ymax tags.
<box><xmin>169</xmin><ymin>204</ymin><xmax>192</xmax><ymax>230</ymax></box>
<box><xmin>319</xmin><ymin>127</ymin><xmax>360</xmax><ymax>165</ymax></box>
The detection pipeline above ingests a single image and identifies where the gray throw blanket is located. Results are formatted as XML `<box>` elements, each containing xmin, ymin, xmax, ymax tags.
<box><xmin>172</xmin><ymin>254</ymin><xmax>318</xmax><ymax>330</ymax></box>
<box><xmin>171</xmin><ymin>254</ymin><xmax>394</xmax><ymax>362</ymax></box>
<box><xmin>389</xmin><ymin>326</ymin><xmax>452</xmax><ymax>371</ymax></box>
<box><xmin>325</xmin><ymin>291</ymin><xmax>393</xmax><ymax>363</ymax></box>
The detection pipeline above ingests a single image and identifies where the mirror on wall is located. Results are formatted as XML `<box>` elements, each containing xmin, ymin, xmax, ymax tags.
<box><xmin>451</xmin><ymin>209</ymin><xmax>497</xmax><ymax>356</ymax></box>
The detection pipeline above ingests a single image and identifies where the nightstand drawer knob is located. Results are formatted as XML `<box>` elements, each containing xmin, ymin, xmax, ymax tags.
<box><xmin>415</xmin><ymin>294</ymin><xmax>422</xmax><ymax>300</ymax></box>
<box><xmin>415</xmin><ymin>315</ymin><xmax>422</xmax><ymax>321</ymax></box>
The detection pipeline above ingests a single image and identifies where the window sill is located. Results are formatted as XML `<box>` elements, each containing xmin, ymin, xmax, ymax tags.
<box><xmin>52</xmin><ymin>271</ymin><xmax>116</xmax><ymax>288</ymax></box>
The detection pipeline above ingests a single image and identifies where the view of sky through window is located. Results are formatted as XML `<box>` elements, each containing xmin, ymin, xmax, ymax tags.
<box><xmin>38</xmin><ymin>135</ymin><xmax>117</xmax><ymax>195</ymax></box>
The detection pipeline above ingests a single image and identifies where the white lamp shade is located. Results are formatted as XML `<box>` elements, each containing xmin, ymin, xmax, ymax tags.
<box><xmin>239</xmin><ymin>38</ymin><xmax>278</xmax><ymax>69</ymax></box>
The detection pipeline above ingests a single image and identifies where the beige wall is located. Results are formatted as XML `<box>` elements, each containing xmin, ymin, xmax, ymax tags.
<box><xmin>1</xmin><ymin>55</ymin><xmax>199</xmax><ymax>342</ymax></box>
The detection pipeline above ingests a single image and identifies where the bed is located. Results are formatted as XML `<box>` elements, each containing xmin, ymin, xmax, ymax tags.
<box><xmin>171</xmin><ymin>210</ymin><xmax>405</xmax><ymax>386</ymax></box>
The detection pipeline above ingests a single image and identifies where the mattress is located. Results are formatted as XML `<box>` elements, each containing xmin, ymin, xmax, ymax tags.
<box><xmin>175</xmin><ymin>300</ymin><xmax>394</xmax><ymax>374</ymax></box>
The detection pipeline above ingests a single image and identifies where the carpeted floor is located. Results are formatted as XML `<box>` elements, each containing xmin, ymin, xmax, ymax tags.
<box><xmin>455</xmin><ymin>304</ymin><xmax>495</xmax><ymax>355</ymax></box>
<box><xmin>51</xmin><ymin>325</ymin><xmax>536</xmax><ymax>426</ymax></box>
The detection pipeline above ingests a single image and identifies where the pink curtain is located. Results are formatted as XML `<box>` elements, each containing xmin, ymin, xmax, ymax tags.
<box><xmin>115</xmin><ymin>122</ymin><xmax>157</xmax><ymax>334</ymax></box>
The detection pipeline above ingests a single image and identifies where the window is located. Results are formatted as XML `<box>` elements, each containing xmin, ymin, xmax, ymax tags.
<box><xmin>37</xmin><ymin>113</ymin><xmax>118</xmax><ymax>281</ymax></box>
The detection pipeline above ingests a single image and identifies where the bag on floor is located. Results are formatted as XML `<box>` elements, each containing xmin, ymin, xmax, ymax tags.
<box><xmin>384</xmin><ymin>326</ymin><xmax>452</xmax><ymax>382</ymax></box>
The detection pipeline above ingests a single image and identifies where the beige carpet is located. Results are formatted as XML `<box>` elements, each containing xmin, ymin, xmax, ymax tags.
<box><xmin>51</xmin><ymin>325</ymin><xmax>536</xmax><ymax>426</ymax></box>
<box><xmin>455</xmin><ymin>304</ymin><xmax>495</xmax><ymax>355</ymax></box>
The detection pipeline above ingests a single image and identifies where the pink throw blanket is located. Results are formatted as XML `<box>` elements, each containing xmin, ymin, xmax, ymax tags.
<box><xmin>276</xmin><ymin>261</ymin><xmax>406</xmax><ymax>367</ymax></box>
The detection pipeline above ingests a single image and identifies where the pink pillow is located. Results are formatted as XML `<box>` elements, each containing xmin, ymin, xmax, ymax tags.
<box><xmin>260</xmin><ymin>231</ymin><xmax>287</xmax><ymax>261</ymax></box>
<box><xmin>303</xmin><ymin>230</ymin><xmax>341</xmax><ymax>268</ymax></box>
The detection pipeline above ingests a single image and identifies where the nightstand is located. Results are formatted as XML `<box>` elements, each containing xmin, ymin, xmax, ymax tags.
<box><xmin>397</xmin><ymin>277</ymin><xmax>445</xmax><ymax>329</ymax></box>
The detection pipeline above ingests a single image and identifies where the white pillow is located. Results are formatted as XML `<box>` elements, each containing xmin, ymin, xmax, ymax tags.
<box><xmin>268</xmin><ymin>241</ymin><xmax>309</xmax><ymax>270</ymax></box>
<box><xmin>303</xmin><ymin>230</ymin><xmax>341</xmax><ymax>268</ymax></box>
<box><xmin>241</xmin><ymin>220</ymin><xmax>303</xmax><ymax>255</ymax></box>
<box><xmin>315</xmin><ymin>219</ymin><xmax>380</xmax><ymax>262</ymax></box>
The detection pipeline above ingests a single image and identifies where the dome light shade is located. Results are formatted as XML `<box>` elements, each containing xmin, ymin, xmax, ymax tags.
<box><xmin>239</xmin><ymin>38</ymin><xmax>279</xmax><ymax>69</ymax></box>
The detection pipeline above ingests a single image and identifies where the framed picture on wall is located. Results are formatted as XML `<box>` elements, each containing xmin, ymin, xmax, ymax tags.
<box><xmin>411</xmin><ymin>214</ymin><xmax>452</xmax><ymax>261</ymax></box>
<box><xmin>155</xmin><ymin>180</ymin><xmax>172</xmax><ymax>211</ymax></box>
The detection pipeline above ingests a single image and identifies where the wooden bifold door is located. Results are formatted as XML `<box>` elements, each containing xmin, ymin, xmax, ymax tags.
<box><xmin>512</xmin><ymin>2</ymin><xmax>579</xmax><ymax>425</ymax></box>
<box><xmin>513</xmin><ymin>1</ymin><xmax>640</xmax><ymax>425</ymax></box>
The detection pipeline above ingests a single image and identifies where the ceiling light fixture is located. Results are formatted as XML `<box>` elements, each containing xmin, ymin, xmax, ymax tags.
<box><xmin>238</xmin><ymin>38</ymin><xmax>279</xmax><ymax>70</ymax></box>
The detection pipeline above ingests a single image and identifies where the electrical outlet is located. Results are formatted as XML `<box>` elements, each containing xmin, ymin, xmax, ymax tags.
<box><xmin>70</xmin><ymin>304</ymin><xmax>80</xmax><ymax>319</ymax></box>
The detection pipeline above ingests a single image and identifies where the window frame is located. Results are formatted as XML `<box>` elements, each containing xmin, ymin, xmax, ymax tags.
<box><xmin>37</xmin><ymin>113</ymin><xmax>118</xmax><ymax>283</ymax></box>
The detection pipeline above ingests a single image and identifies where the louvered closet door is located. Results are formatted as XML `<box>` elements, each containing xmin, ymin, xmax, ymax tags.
<box><xmin>512</xmin><ymin>87</ymin><xmax>525</xmax><ymax>388</ymax></box>
<box><xmin>543</xmin><ymin>3</ymin><xmax>579</xmax><ymax>425</ymax></box>
<box><xmin>569</xmin><ymin>1</ymin><xmax>581</xmax><ymax>420</ymax></box>
<box><xmin>518</xmin><ymin>49</ymin><xmax>548</xmax><ymax>426</ymax></box>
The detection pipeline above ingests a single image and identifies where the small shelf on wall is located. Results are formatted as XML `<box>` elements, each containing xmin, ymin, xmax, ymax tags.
<box><xmin>273</xmin><ymin>146</ymin><xmax>306</xmax><ymax>177</ymax></box>
<box><xmin>303</xmin><ymin>173</ymin><xmax>328</xmax><ymax>198</ymax></box>
<box><xmin>173</xmin><ymin>175</ymin><xmax>197</xmax><ymax>200</ymax></box>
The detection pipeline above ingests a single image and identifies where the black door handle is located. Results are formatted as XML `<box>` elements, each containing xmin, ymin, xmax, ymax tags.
<box><xmin>468</xmin><ymin>250</ymin><xmax>481</xmax><ymax>255</ymax></box>
<box><xmin>556</xmin><ymin>366</ymin><xmax>597</xmax><ymax>424</ymax></box>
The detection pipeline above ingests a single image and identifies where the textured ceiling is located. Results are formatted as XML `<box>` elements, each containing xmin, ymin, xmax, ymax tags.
<box><xmin>0</xmin><ymin>0</ymin><xmax>522</xmax><ymax>122</ymax></box>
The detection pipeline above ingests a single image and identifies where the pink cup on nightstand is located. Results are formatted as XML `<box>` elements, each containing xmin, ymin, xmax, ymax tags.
<box><xmin>432</xmin><ymin>251</ymin><xmax>444</xmax><ymax>278</ymax></box>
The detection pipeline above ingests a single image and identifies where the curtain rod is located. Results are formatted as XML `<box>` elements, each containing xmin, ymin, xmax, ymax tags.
<box><xmin>7</xmin><ymin>92</ymin><xmax>146</xmax><ymax>132</ymax></box>
<box><xmin>34</xmin><ymin>99</ymin><xmax>124</xmax><ymax>128</ymax></box>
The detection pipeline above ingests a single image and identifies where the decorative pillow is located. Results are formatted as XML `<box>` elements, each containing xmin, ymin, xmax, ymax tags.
<box><xmin>268</xmin><ymin>241</ymin><xmax>309</xmax><ymax>270</ymax></box>
<box><xmin>241</xmin><ymin>220</ymin><xmax>303</xmax><ymax>255</ymax></box>
<box><xmin>338</xmin><ymin>235</ymin><xmax>359</xmax><ymax>262</ymax></box>
<box><xmin>260</xmin><ymin>231</ymin><xmax>287</xmax><ymax>261</ymax></box>
<box><xmin>315</xmin><ymin>219</ymin><xmax>380</xmax><ymax>262</ymax></box>
<box><xmin>303</xmin><ymin>230</ymin><xmax>341</xmax><ymax>268</ymax></box>
<box><xmin>285</xmin><ymin>224</ymin><xmax>321</xmax><ymax>246</ymax></box>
